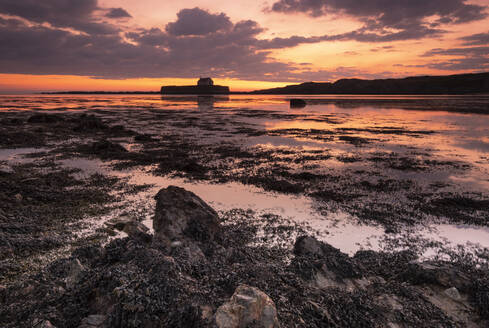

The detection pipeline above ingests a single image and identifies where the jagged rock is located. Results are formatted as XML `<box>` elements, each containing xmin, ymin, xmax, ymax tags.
<box><xmin>79</xmin><ymin>314</ymin><xmax>106</xmax><ymax>327</ymax></box>
<box><xmin>153</xmin><ymin>186</ymin><xmax>221</xmax><ymax>246</ymax></box>
<box><xmin>215</xmin><ymin>284</ymin><xmax>280</xmax><ymax>328</ymax></box>
<box><xmin>65</xmin><ymin>259</ymin><xmax>85</xmax><ymax>289</ymax></box>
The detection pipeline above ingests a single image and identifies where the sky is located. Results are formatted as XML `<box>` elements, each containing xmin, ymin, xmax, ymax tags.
<box><xmin>0</xmin><ymin>0</ymin><xmax>488</xmax><ymax>92</ymax></box>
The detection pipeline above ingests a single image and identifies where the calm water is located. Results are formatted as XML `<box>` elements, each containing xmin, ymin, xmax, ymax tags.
<box><xmin>1</xmin><ymin>94</ymin><xmax>489</xmax><ymax>254</ymax></box>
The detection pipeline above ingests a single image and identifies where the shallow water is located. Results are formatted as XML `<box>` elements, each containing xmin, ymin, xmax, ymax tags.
<box><xmin>1</xmin><ymin>94</ymin><xmax>489</xmax><ymax>255</ymax></box>
<box><xmin>56</xmin><ymin>157</ymin><xmax>489</xmax><ymax>255</ymax></box>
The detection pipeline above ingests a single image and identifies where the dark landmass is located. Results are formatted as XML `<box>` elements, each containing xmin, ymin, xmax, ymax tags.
<box><xmin>161</xmin><ymin>85</ymin><xmax>230</xmax><ymax>95</ymax></box>
<box><xmin>42</xmin><ymin>91</ymin><xmax>161</xmax><ymax>95</ymax></box>
<box><xmin>42</xmin><ymin>72</ymin><xmax>489</xmax><ymax>95</ymax></box>
<box><xmin>252</xmin><ymin>72</ymin><xmax>489</xmax><ymax>95</ymax></box>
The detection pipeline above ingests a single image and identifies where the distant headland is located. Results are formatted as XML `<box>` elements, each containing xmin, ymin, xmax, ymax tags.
<box><xmin>42</xmin><ymin>72</ymin><xmax>489</xmax><ymax>95</ymax></box>
<box><xmin>251</xmin><ymin>72</ymin><xmax>489</xmax><ymax>95</ymax></box>
<box><xmin>161</xmin><ymin>77</ymin><xmax>230</xmax><ymax>95</ymax></box>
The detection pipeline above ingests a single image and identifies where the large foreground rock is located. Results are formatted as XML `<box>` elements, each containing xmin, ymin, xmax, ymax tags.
<box><xmin>153</xmin><ymin>186</ymin><xmax>221</xmax><ymax>245</ymax></box>
<box><xmin>215</xmin><ymin>285</ymin><xmax>280</xmax><ymax>328</ymax></box>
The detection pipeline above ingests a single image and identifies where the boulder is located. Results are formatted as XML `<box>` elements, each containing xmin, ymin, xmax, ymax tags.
<box><xmin>215</xmin><ymin>285</ymin><xmax>280</xmax><ymax>328</ymax></box>
<box><xmin>293</xmin><ymin>236</ymin><xmax>325</xmax><ymax>257</ymax></box>
<box><xmin>289</xmin><ymin>99</ymin><xmax>306</xmax><ymax>108</ymax></box>
<box><xmin>293</xmin><ymin>236</ymin><xmax>363</xmax><ymax>280</ymax></box>
<box><xmin>153</xmin><ymin>186</ymin><xmax>221</xmax><ymax>245</ymax></box>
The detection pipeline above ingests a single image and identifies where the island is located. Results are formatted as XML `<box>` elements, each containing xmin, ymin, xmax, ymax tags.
<box><xmin>161</xmin><ymin>77</ymin><xmax>230</xmax><ymax>94</ymax></box>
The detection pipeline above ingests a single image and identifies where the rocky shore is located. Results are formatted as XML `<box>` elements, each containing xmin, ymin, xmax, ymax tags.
<box><xmin>1</xmin><ymin>97</ymin><xmax>489</xmax><ymax>327</ymax></box>
<box><xmin>1</xmin><ymin>186</ymin><xmax>488</xmax><ymax>327</ymax></box>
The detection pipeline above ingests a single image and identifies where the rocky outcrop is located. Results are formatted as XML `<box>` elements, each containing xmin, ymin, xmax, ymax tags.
<box><xmin>153</xmin><ymin>186</ymin><xmax>221</xmax><ymax>246</ymax></box>
<box><xmin>215</xmin><ymin>285</ymin><xmax>280</xmax><ymax>328</ymax></box>
<box><xmin>3</xmin><ymin>188</ymin><xmax>489</xmax><ymax>327</ymax></box>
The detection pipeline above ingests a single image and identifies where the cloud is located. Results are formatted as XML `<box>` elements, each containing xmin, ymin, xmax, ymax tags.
<box><xmin>422</xmin><ymin>46</ymin><xmax>489</xmax><ymax>57</ymax></box>
<box><xmin>459</xmin><ymin>31</ymin><xmax>489</xmax><ymax>45</ymax></box>
<box><xmin>0</xmin><ymin>0</ymin><xmax>117</xmax><ymax>35</ymax></box>
<box><xmin>0</xmin><ymin>5</ymin><xmax>388</xmax><ymax>83</ymax></box>
<box><xmin>255</xmin><ymin>23</ymin><xmax>444</xmax><ymax>49</ymax></box>
<box><xmin>165</xmin><ymin>8</ymin><xmax>233</xmax><ymax>36</ymax></box>
<box><xmin>105</xmin><ymin>8</ymin><xmax>132</xmax><ymax>19</ymax></box>
<box><xmin>1</xmin><ymin>2</ymin><xmax>486</xmax><ymax>84</ymax></box>
<box><xmin>0</xmin><ymin>8</ymin><xmax>282</xmax><ymax>81</ymax></box>
<box><xmin>269</xmin><ymin>0</ymin><xmax>487</xmax><ymax>42</ymax></box>
<box><xmin>270</xmin><ymin>0</ymin><xmax>487</xmax><ymax>24</ymax></box>
<box><xmin>420</xmin><ymin>46</ymin><xmax>489</xmax><ymax>71</ymax></box>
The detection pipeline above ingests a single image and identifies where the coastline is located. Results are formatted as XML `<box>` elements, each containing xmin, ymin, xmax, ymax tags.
<box><xmin>1</xmin><ymin>95</ymin><xmax>489</xmax><ymax>327</ymax></box>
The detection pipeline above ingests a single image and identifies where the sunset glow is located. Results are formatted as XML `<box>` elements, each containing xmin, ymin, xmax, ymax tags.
<box><xmin>1</xmin><ymin>0</ymin><xmax>488</xmax><ymax>92</ymax></box>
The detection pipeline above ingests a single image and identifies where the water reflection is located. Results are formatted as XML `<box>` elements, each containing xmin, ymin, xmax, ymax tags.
<box><xmin>160</xmin><ymin>95</ymin><xmax>229</xmax><ymax>110</ymax></box>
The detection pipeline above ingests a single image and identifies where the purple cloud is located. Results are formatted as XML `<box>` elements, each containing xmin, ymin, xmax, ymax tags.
<box><xmin>165</xmin><ymin>8</ymin><xmax>233</xmax><ymax>36</ymax></box>
<box><xmin>106</xmin><ymin>8</ymin><xmax>132</xmax><ymax>19</ymax></box>
<box><xmin>269</xmin><ymin>0</ymin><xmax>487</xmax><ymax>42</ymax></box>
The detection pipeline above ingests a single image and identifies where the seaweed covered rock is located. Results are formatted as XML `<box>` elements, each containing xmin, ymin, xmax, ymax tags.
<box><xmin>293</xmin><ymin>235</ymin><xmax>363</xmax><ymax>281</ymax></box>
<box><xmin>215</xmin><ymin>284</ymin><xmax>280</xmax><ymax>328</ymax></box>
<box><xmin>90</xmin><ymin>140</ymin><xmax>128</xmax><ymax>155</ymax></box>
<box><xmin>153</xmin><ymin>186</ymin><xmax>221</xmax><ymax>246</ymax></box>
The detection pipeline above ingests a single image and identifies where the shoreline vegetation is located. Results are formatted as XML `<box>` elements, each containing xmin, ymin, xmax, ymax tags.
<box><xmin>40</xmin><ymin>71</ymin><xmax>489</xmax><ymax>95</ymax></box>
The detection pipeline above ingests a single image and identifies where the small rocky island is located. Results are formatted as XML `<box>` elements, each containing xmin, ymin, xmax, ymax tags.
<box><xmin>161</xmin><ymin>77</ymin><xmax>230</xmax><ymax>95</ymax></box>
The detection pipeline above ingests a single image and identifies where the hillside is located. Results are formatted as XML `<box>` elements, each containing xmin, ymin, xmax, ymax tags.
<box><xmin>251</xmin><ymin>72</ymin><xmax>489</xmax><ymax>95</ymax></box>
